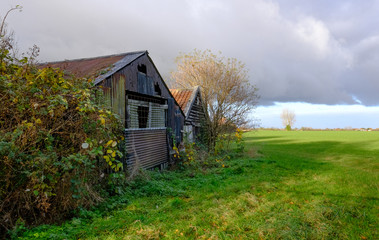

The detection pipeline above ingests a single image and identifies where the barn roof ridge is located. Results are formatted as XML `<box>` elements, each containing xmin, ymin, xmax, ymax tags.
<box><xmin>39</xmin><ymin>51</ymin><xmax>148</xmax><ymax>85</ymax></box>
<box><xmin>41</xmin><ymin>50</ymin><xmax>147</xmax><ymax>65</ymax></box>
<box><xmin>94</xmin><ymin>51</ymin><xmax>147</xmax><ymax>85</ymax></box>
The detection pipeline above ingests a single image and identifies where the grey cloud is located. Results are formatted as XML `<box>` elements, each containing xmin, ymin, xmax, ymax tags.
<box><xmin>1</xmin><ymin>0</ymin><xmax>379</xmax><ymax>106</ymax></box>
<box><xmin>343</xmin><ymin>35</ymin><xmax>379</xmax><ymax>105</ymax></box>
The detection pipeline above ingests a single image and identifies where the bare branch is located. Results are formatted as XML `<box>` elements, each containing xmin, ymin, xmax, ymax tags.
<box><xmin>171</xmin><ymin>49</ymin><xmax>259</xmax><ymax>149</ymax></box>
<box><xmin>0</xmin><ymin>5</ymin><xmax>22</xmax><ymax>37</ymax></box>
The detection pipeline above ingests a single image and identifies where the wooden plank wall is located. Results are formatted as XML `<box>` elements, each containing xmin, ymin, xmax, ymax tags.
<box><xmin>101</xmin><ymin>75</ymin><xmax>125</xmax><ymax>123</ymax></box>
<box><xmin>185</xmin><ymin>91</ymin><xmax>207</xmax><ymax>142</ymax></box>
<box><xmin>187</xmin><ymin>93</ymin><xmax>206</xmax><ymax>127</ymax></box>
<box><xmin>101</xmin><ymin>53</ymin><xmax>184</xmax><ymax>170</ymax></box>
<box><xmin>114</xmin><ymin>54</ymin><xmax>184</xmax><ymax>144</ymax></box>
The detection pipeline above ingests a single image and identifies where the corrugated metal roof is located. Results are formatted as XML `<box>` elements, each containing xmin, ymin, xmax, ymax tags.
<box><xmin>39</xmin><ymin>51</ymin><xmax>146</xmax><ymax>85</ymax></box>
<box><xmin>170</xmin><ymin>86</ymin><xmax>201</xmax><ymax>118</ymax></box>
<box><xmin>170</xmin><ymin>88</ymin><xmax>193</xmax><ymax>112</ymax></box>
<box><xmin>40</xmin><ymin>50</ymin><xmax>185</xmax><ymax>118</ymax></box>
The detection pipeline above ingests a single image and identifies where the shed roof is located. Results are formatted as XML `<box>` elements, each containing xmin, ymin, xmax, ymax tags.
<box><xmin>40</xmin><ymin>51</ymin><xmax>186</xmax><ymax>118</ymax></box>
<box><xmin>170</xmin><ymin>89</ymin><xmax>193</xmax><ymax>111</ymax></box>
<box><xmin>40</xmin><ymin>51</ymin><xmax>146</xmax><ymax>85</ymax></box>
<box><xmin>170</xmin><ymin>86</ymin><xmax>201</xmax><ymax>118</ymax></box>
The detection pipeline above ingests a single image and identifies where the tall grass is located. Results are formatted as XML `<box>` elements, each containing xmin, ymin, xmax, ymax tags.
<box><xmin>17</xmin><ymin>130</ymin><xmax>379</xmax><ymax>239</ymax></box>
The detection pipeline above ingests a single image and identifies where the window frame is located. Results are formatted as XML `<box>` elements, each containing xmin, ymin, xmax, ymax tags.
<box><xmin>126</xmin><ymin>91</ymin><xmax>168</xmax><ymax>130</ymax></box>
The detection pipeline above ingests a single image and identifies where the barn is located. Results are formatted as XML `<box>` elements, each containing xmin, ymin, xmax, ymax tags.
<box><xmin>170</xmin><ymin>86</ymin><xmax>207</xmax><ymax>143</ymax></box>
<box><xmin>43</xmin><ymin>51</ymin><xmax>184</xmax><ymax>171</ymax></box>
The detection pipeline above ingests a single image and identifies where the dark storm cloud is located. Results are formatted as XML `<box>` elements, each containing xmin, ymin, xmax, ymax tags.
<box><xmin>1</xmin><ymin>0</ymin><xmax>379</xmax><ymax>106</ymax></box>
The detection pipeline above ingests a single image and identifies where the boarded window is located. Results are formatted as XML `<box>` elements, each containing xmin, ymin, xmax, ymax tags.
<box><xmin>137</xmin><ymin>72</ymin><xmax>154</xmax><ymax>95</ymax></box>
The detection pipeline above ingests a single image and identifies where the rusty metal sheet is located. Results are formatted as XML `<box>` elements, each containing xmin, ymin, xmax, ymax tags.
<box><xmin>39</xmin><ymin>54</ymin><xmax>126</xmax><ymax>79</ymax></box>
<box><xmin>169</xmin><ymin>89</ymin><xmax>193</xmax><ymax>112</ymax></box>
<box><xmin>125</xmin><ymin>129</ymin><xmax>168</xmax><ymax>171</ymax></box>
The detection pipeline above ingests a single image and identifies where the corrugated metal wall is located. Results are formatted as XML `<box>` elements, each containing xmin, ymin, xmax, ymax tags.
<box><xmin>125</xmin><ymin>129</ymin><xmax>168</xmax><ymax>170</ymax></box>
<box><xmin>124</xmin><ymin>93</ymin><xmax>169</xmax><ymax>171</ymax></box>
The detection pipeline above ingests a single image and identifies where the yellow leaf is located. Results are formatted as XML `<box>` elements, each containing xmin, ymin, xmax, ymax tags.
<box><xmin>103</xmin><ymin>155</ymin><xmax>110</xmax><ymax>162</ymax></box>
<box><xmin>100</xmin><ymin>117</ymin><xmax>105</xmax><ymax>125</ymax></box>
<box><xmin>106</xmin><ymin>140</ymin><xmax>113</xmax><ymax>147</ymax></box>
<box><xmin>111</xmin><ymin>152</ymin><xmax>116</xmax><ymax>158</ymax></box>
<box><xmin>107</xmin><ymin>149</ymin><xmax>113</xmax><ymax>154</ymax></box>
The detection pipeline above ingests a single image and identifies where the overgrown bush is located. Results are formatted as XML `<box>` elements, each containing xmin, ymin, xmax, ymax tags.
<box><xmin>174</xmin><ymin>128</ymin><xmax>245</xmax><ymax>171</ymax></box>
<box><xmin>0</xmin><ymin>47</ymin><xmax>124</xmax><ymax>235</ymax></box>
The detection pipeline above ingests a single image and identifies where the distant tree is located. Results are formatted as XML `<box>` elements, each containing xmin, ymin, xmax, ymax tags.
<box><xmin>281</xmin><ymin>109</ymin><xmax>296</xmax><ymax>130</ymax></box>
<box><xmin>171</xmin><ymin>49</ymin><xmax>259</xmax><ymax>150</ymax></box>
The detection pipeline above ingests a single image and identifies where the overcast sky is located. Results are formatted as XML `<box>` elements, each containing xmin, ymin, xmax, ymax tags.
<box><xmin>1</xmin><ymin>0</ymin><xmax>379</xmax><ymax>128</ymax></box>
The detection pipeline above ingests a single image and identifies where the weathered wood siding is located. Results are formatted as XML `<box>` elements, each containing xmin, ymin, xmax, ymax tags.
<box><xmin>101</xmin><ymin>75</ymin><xmax>126</xmax><ymax>122</ymax></box>
<box><xmin>101</xmin><ymin>53</ymin><xmax>183</xmax><ymax>170</ymax></box>
<box><xmin>110</xmin><ymin>53</ymin><xmax>184</xmax><ymax>143</ymax></box>
<box><xmin>184</xmin><ymin>90</ymin><xmax>206</xmax><ymax>142</ymax></box>
<box><xmin>42</xmin><ymin>51</ymin><xmax>183</xmax><ymax>171</ymax></box>
<box><xmin>187</xmin><ymin>93</ymin><xmax>206</xmax><ymax>127</ymax></box>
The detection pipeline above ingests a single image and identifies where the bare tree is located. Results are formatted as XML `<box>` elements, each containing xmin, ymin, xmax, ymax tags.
<box><xmin>281</xmin><ymin>108</ymin><xmax>296</xmax><ymax>130</ymax></box>
<box><xmin>171</xmin><ymin>49</ymin><xmax>259</xmax><ymax>150</ymax></box>
<box><xmin>1</xmin><ymin>6</ymin><xmax>39</xmax><ymax>67</ymax></box>
<box><xmin>0</xmin><ymin>5</ymin><xmax>22</xmax><ymax>58</ymax></box>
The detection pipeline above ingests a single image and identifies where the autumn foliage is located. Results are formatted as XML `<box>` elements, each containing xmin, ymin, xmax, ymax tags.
<box><xmin>171</xmin><ymin>49</ymin><xmax>259</xmax><ymax>151</ymax></box>
<box><xmin>0</xmin><ymin>46</ymin><xmax>124</xmax><ymax>233</ymax></box>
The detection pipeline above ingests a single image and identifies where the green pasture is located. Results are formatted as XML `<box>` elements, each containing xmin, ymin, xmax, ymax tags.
<box><xmin>18</xmin><ymin>130</ymin><xmax>379</xmax><ymax>239</ymax></box>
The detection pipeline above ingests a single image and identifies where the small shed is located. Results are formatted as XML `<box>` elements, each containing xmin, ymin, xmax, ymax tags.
<box><xmin>42</xmin><ymin>51</ymin><xmax>184</xmax><ymax>171</ymax></box>
<box><xmin>170</xmin><ymin>86</ymin><xmax>207</xmax><ymax>143</ymax></box>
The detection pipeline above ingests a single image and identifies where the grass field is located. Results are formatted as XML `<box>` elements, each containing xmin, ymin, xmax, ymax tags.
<box><xmin>18</xmin><ymin>130</ymin><xmax>379</xmax><ymax>239</ymax></box>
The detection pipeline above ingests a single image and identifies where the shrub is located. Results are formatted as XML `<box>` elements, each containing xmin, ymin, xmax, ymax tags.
<box><xmin>173</xmin><ymin>128</ymin><xmax>244</xmax><ymax>172</ymax></box>
<box><xmin>234</xmin><ymin>128</ymin><xmax>245</xmax><ymax>153</ymax></box>
<box><xmin>0</xmin><ymin>47</ymin><xmax>124</xmax><ymax>235</ymax></box>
